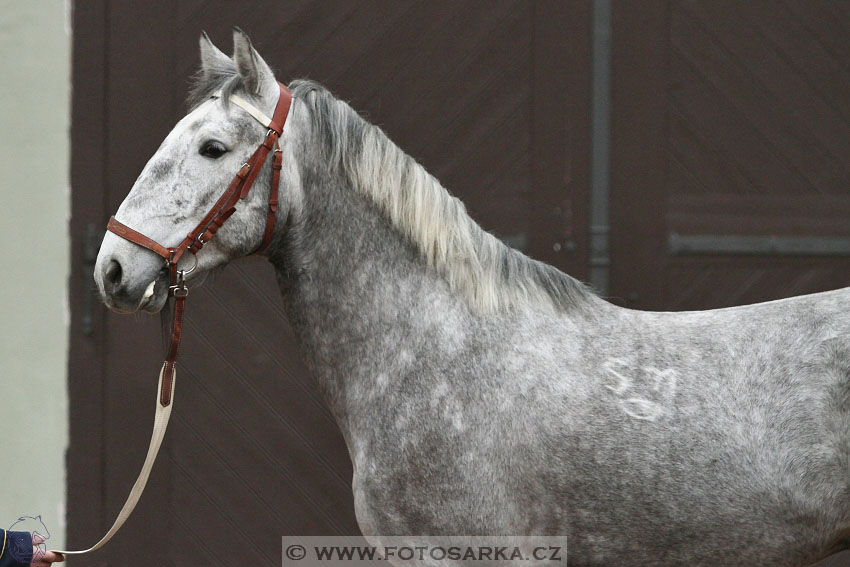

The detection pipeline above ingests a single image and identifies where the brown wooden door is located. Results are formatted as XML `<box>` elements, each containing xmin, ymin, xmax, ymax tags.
<box><xmin>68</xmin><ymin>2</ymin><xmax>591</xmax><ymax>565</ymax></box>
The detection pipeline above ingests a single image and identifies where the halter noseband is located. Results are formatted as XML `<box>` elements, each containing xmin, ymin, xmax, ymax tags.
<box><xmin>105</xmin><ymin>81</ymin><xmax>292</xmax><ymax>405</ymax></box>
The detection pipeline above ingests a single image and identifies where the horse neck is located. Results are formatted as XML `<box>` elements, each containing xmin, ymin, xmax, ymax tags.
<box><xmin>269</xmin><ymin>176</ymin><xmax>473</xmax><ymax>425</ymax></box>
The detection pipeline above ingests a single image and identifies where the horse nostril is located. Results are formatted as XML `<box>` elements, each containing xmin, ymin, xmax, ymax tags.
<box><xmin>104</xmin><ymin>259</ymin><xmax>123</xmax><ymax>291</ymax></box>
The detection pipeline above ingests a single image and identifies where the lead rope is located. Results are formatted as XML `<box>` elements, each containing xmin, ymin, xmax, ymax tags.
<box><xmin>51</xmin><ymin>367</ymin><xmax>176</xmax><ymax>556</ymax></box>
<box><xmin>51</xmin><ymin>277</ymin><xmax>187</xmax><ymax>557</ymax></box>
<box><xmin>51</xmin><ymin>84</ymin><xmax>290</xmax><ymax>556</ymax></box>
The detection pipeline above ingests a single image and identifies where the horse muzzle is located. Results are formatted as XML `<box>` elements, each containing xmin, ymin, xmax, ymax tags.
<box><xmin>95</xmin><ymin>234</ymin><xmax>171</xmax><ymax>314</ymax></box>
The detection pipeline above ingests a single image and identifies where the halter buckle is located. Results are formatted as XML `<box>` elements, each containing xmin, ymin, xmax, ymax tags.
<box><xmin>169</xmin><ymin>269</ymin><xmax>189</xmax><ymax>297</ymax></box>
<box><xmin>168</xmin><ymin>252</ymin><xmax>197</xmax><ymax>296</ymax></box>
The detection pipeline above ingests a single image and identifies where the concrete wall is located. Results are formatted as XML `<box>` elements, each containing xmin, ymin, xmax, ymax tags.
<box><xmin>0</xmin><ymin>0</ymin><xmax>70</xmax><ymax>549</ymax></box>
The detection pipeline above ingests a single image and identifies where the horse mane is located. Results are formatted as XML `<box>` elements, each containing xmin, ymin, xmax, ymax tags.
<box><xmin>290</xmin><ymin>80</ymin><xmax>596</xmax><ymax>313</ymax></box>
<box><xmin>188</xmin><ymin>65</ymin><xmax>596</xmax><ymax>313</ymax></box>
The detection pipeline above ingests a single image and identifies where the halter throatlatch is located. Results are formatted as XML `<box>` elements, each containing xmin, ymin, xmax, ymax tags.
<box><xmin>50</xmin><ymin>83</ymin><xmax>292</xmax><ymax>558</ymax></box>
<box><xmin>106</xmin><ymin>81</ymin><xmax>292</xmax><ymax>404</ymax></box>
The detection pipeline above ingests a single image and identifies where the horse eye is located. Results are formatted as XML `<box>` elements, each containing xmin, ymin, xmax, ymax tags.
<box><xmin>200</xmin><ymin>140</ymin><xmax>227</xmax><ymax>159</ymax></box>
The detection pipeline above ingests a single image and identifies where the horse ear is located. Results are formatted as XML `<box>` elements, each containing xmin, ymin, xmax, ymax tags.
<box><xmin>198</xmin><ymin>31</ymin><xmax>230</xmax><ymax>78</ymax></box>
<box><xmin>232</xmin><ymin>27</ymin><xmax>276</xmax><ymax>96</ymax></box>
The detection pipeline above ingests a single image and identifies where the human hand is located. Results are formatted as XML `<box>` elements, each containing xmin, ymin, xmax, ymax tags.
<box><xmin>29</xmin><ymin>535</ymin><xmax>64</xmax><ymax>566</ymax></box>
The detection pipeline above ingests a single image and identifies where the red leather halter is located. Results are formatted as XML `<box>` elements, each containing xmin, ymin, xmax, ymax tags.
<box><xmin>106</xmin><ymin>82</ymin><xmax>292</xmax><ymax>406</ymax></box>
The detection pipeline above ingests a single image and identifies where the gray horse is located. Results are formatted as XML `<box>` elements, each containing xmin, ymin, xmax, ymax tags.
<box><xmin>94</xmin><ymin>30</ymin><xmax>850</xmax><ymax>566</ymax></box>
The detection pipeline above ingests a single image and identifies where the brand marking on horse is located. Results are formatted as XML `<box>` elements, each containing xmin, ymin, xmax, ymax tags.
<box><xmin>602</xmin><ymin>358</ymin><xmax>677</xmax><ymax>421</ymax></box>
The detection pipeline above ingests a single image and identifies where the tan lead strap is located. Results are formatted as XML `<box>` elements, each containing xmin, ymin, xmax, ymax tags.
<box><xmin>51</xmin><ymin>366</ymin><xmax>175</xmax><ymax>555</ymax></box>
<box><xmin>52</xmin><ymin>286</ymin><xmax>186</xmax><ymax>556</ymax></box>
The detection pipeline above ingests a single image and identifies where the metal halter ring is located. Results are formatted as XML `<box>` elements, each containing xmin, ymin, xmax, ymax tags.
<box><xmin>168</xmin><ymin>252</ymin><xmax>198</xmax><ymax>291</ymax></box>
<box><xmin>178</xmin><ymin>252</ymin><xmax>198</xmax><ymax>276</ymax></box>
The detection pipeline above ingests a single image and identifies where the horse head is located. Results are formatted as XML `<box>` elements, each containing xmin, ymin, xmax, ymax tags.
<box><xmin>95</xmin><ymin>29</ymin><xmax>300</xmax><ymax>313</ymax></box>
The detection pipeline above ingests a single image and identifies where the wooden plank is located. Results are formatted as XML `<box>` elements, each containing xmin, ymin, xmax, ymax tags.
<box><xmin>668</xmin><ymin>194</ymin><xmax>850</xmax><ymax>237</ymax></box>
<box><xmin>682</xmin><ymin>0</ymin><xmax>850</xmax><ymax>194</ymax></box>
<box><xmin>609</xmin><ymin>0</ymin><xmax>669</xmax><ymax>308</ymax></box>
<box><xmin>669</xmin><ymin>9</ymin><xmax>816</xmax><ymax>196</ymax></box>
<box><xmin>67</xmin><ymin>1</ymin><xmax>108</xmax><ymax>561</ymax></box>
<box><xmin>175</xmin><ymin>285</ymin><xmax>356</xmax><ymax>504</ymax></box>
<box><xmin>667</xmin><ymin>101</ymin><xmax>761</xmax><ymax>197</ymax></box>
<box><xmin>779</xmin><ymin>0</ymin><xmax>850</xmax><ymax>80</ymax></box>
<box><xmin>666</xmin><ymin>258</ymin><xmax>850</xmax><ymax>311</ymax></box>
<box><xmin>669</xmin><ymin>234</ymin><xmax>850</xmax><ymax>256</ymax></box>
<box><xmin>737</xmin><ymin>1</ymin><xmax>850</xmax><ymax>125</ymax></box>
<box><xmin>171</xmin><ymin>458</ymin><xmax>274</xmax><ymax>565</ymax></box>
<box><xmin>529</xmin><ymin>0</ymin><xmax>592</xmax><ymax>280</ymax></box>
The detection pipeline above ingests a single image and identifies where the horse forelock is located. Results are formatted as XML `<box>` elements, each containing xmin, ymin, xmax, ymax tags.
<box><xmin>289</xmin><ymin>80</ymin><xmax>596</xmax><ymax>314</ymax></box>
<box><xmin>187</xmin><ymin>55</ymin><xmax>246</xmax><ymax>111</ymax></box>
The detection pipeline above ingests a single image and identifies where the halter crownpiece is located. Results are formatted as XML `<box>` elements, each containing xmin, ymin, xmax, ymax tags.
<box><xmin>53</xmin><ymin>81</ymin><xmax>292</xmax><ymax>557</ymax></box>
